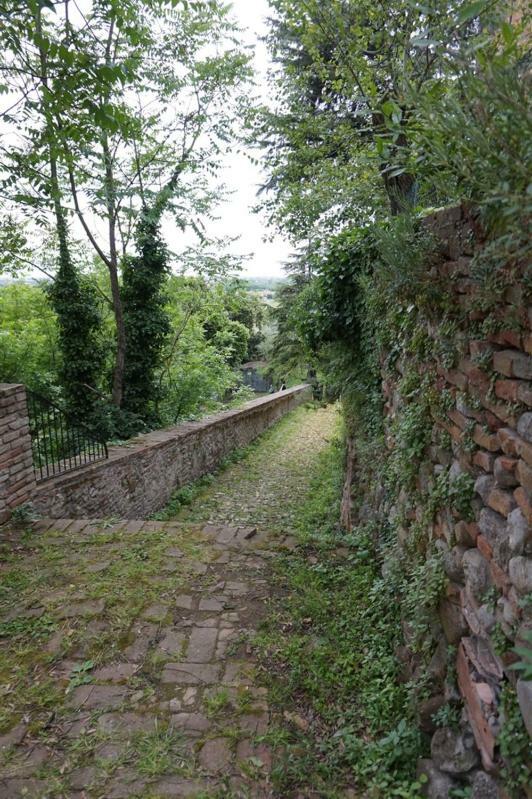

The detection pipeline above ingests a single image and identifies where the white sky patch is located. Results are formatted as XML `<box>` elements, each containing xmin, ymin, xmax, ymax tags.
<box><xmin>173</xmin><ymin>0</ymin><xmax>291</xmax><ymax>280</ymax></box>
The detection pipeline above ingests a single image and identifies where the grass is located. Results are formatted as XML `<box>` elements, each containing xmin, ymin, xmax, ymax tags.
<box><xmin>0</xmin><ymin>519</ymin><xmax>208</xmax><ymax>736</ymax></box>
<box><xmin>134</xmin><ymin>724</ymin><xmax>190</xmax><ymax>777</ymax></box>
<box><xmin>249</xmin><ymin>418</ymin><xmax>429</xmax><ymax>798</ymax></box>
<box><xmin>203</xmin><ymin>688</ymin><xmax>231</xmax><ymax>718</ymax></box>
<box><xmin>162</xmin><ymin>402</ymin><xmax>336</xmax><ymax>533</ymax></box>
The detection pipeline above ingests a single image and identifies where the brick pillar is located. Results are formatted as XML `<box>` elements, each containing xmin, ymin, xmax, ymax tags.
<box><xmin>0</xmin><ymin>384</ymin><xmax>36</xmax><ymax>524</ymax></box>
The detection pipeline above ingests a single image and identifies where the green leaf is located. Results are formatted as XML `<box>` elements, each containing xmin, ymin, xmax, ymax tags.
<box><xmin>457</xmin><ymin>1</ymin><xmax>488</xmax><ymax>25</ymax></box>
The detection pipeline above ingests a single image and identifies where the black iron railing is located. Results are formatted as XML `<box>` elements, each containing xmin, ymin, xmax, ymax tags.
<box><xmin>27</xmin><ymin>390</ymin><xmax>108</xmax><ymax>482</ymax></box>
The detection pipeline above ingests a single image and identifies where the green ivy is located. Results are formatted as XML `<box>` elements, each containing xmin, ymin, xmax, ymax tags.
<box><xmin>498</xmin><ymin>682</ymin><xmax>532</xmax><ymax>796</ymax></box>
<box><xmin>121</xmin><ymin>214</ymin><xmax>171</xmax><ymax>425</ymax></box>
<box><xmin>47</xmin><ymin>242</ymin><xmax>104</xmax><ymax>426</ymax></box>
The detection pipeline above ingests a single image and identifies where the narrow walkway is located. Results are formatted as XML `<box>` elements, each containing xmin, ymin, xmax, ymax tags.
<box><xmin>0</xmin><ymin>405</ymin><xmax>337</xmax><ymax>799</ymax></box>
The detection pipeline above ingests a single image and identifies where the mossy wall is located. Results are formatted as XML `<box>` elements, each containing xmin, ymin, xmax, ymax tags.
<box><xmin>343</xmin><ymin>204</ymin><xmax>531</xmax><ymax>797</ymax></box>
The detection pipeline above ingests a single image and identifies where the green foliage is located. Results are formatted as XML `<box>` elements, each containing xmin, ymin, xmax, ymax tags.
<box><xmin>498</xmin><ymin>682</ymin><xmax>532</xmax><ymax>796</ymax></box>
<box><xmin>428</xmin><ymin>469</ymin><xmax>476</xmax><ymax>522</ymax></box>
<box><xmin>121</xmin><ymin>216</ymin><xmax>171</xmax><ymax>425</ymax></box>
<box><xmin>432</xmin><ymin>702</ymin><xmax>461</xmax><ymax>729</ymax></box>
<box><xmin>66</xmin><ymin>660</ymin><xmax>94</xmax><ymax>693</ymax></box>
<box><xmin>257</xmin><ymin>430</ymin><xmax>428</xmax><ymax>797</ymax></box>
<box><xmin>48</xmin><ymin>251</ymin><xmax>105</xmax><ymax>423</ymax></box>
<box><xmin>509</xmin><ymin>629</ymin><xmax>532</xmax><ymax>681</ymax></box>
<box><xmin>0</xmin><ymin>282</ymin><xmax>58</xmax><ymax>391</ymax></box>
<box><xmin>410</xmin><ymin>21</ymin><xmax>532</xmax><ymax>266</ymax></box>
<box><xmin>133</xmin><ymin>725</ymin><xmax>188</xmax><ymax>777</ymax></box>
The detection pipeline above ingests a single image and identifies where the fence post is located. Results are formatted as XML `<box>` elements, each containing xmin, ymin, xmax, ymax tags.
<box><xmin>0</xmin><ymin>384</ymin><xmax>36</xmax><ymax>524</ymax></box>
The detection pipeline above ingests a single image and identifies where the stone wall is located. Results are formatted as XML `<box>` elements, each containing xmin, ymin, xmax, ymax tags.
<box><xmin>345</xmin><ymin>205</ymin><xmax>531</xmax><ymax>796</ymax></box>
<box><xmin>0</xmin><ymin>384</ymin><xmax>36</xmax><ymax>524</ymax></box>
<box><xmin>30</xmin><ymin>385</ymin><xmax>311</xmax><ymax>520</ymax></box>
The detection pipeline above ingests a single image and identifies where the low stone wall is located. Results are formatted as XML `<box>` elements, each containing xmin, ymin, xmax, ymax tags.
<box><xmin>31</xmin><ymin>385</ymin><xmax>311</xmax><ymax>520</ymax></box>
<box><xmin>0</xmin><ymin>384</ymin><xmax>36</xmax><ymax>524</ymax></box>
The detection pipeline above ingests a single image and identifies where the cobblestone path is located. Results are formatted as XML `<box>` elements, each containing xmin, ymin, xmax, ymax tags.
<box><xmin>0</xmin><ymin>406</ymin><xmax>338</xmax><ymax>798</ymax></box>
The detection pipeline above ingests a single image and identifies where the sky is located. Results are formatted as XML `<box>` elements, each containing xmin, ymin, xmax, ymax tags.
<box><xmin>204</xmin><ymin>0</ymin><xmax>292</xmax><ymax>279</ymax></box>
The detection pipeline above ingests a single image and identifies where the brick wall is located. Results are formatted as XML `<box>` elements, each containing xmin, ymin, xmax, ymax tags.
<box><xmin>345</xmin><ymin>205</ymin><xmax>531</xmax><ymax>795</ymax></box>
<box><xmin>0</xmin><ymin>384</ymin><xmax>36</xmax><ymax>524</ymax></box>
<box><xmin>31</xmin><ymin>385</ymin><xmax>311</xmax><ymax>520</ymax></box>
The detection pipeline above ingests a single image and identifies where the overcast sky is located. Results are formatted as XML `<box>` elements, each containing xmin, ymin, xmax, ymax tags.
<box><xmin>206</xmin><ymin>0</ymin><xmax>291</xmax><ymax>279</ymax></box>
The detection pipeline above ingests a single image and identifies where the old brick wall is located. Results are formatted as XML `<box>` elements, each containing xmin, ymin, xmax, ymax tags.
<box><xmin>0</xmin><ymin>384</ymin><xmax>36</xmax><ymax>524</ymax></box>
<box><xmin>346</xmin><ymin>205</ymin><xmax>531</xmax><ymax>796</ymax></box>
<box><xmin>30</xmin><ymin>385</ymin><xmax>311</xmax><ymax>520</ymax></box>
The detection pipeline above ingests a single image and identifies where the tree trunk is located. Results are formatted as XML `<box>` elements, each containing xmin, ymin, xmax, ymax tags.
<box><xmin>381</xmin><ymin>168</ymin><xmax>417</xmax><ymax>217</ymax></box>
<box><xmin>372</xmin><ymin>112</ymin><xmax>417</xmax><ymax>216</ymax></box>
<box><xmin>101</xmin><ymin>132</ymin><xmax>126</xmax><ymax>407</ymax></box>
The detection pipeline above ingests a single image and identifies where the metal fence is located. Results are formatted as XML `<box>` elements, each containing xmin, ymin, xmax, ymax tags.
<box><xmin>27</xmin><ymin>390</ymin><xmax>108</xmax><ymax>482</ymax></box>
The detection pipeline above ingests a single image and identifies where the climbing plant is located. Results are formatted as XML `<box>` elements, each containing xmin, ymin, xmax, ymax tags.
<box><xmin>47</xmin><ymin>252</ymin><xmax>104</xmax><ymax>425</ymax></box>
<box><xmin>121</xmin><ymin>215</ymin><xmax>171</xmax><ymax>425</ymax></box>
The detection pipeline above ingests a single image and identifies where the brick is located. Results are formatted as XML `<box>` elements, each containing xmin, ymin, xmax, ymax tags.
<box><xmin>448</xmin><ymin>409</ymin><xmax>468</xmax><ymax>430</ymax></box>
<box><xmin>472</xmin><ymin>450</ymin><xmax>495</xmax><ymax>472</ymax></box>
<box><xmin>493</xmin><ymin>456</ymin><xmax>519</xmax><ymax>488</ymax></box>
<box><xmin>514</xmin><ymin>487</ymin><xmax>532</xmax><ymax>524</ymax></box>
<box><xmin>440</xmin><ymin>367</ymin><xmax>468</xmax><ymax>390</ymax></box>
<box><xmin>459</xmin><ymin>358</ymin><xmax>491</xmax><ymax>391</ymax></box>
<box><xmin>488</xmin><ymin>330</ymin><xmax>522</xmax><ymax>348</ymax></box>
<box><xmin>469</xmin><ymin>340</ymin><xmax>493</xmax><ymax>358</ymax></box>
<box><xmin>498</xmin><ymin>427</ymin><xmax>524</xmax><ymax>456</ymax></box>
<box><xmin>493</xmin><ymin>350</ymin><xmax>532</xmax><ymax>380</ymax></box>
<box><xmin>494</xmin><ymin>379</ymin><xmax>520</xmax><ymax>402</ymax></box>
<box><xmin>457</xmin><ymin>642</ymin><xmax>496</xmax><ymax>771</ymax></box>
<box><xmin>7</xmin><ymin>475</ymin><xmax>33</xmax><ymax>495</ymax></box>
<box><xmin>456</xmin><ymin>395</ymin><xmax>482</xmax><ymax>421</ymax></box>
<box><xmin>490</xmin><ymin>559</ymin><xmax>510</xmax><ymax>593</ymax></box>
<box><xmin>483</xmin><ymin>409</ymin><xmax>507</xmax><ymax>431</ymax></box>
<box><xmin>477</xmin><ymin>535</ymin><xmax>493</xmax><ymax>560</ymax></box>
<box><xmin>448</xmin><ymin>423</ymin><xmax>463</xmax><ymax>443</ymax></box>
<box><xmin>0</xmin><ymin>383</ymin><xmax>24</xmax><ymax>396</ymax></box>
<box><xmin>507</xmin><ymin>507</ymin><xmax>531</xmax><ymax>555</ymax></box>
<box><xmin>487</xmin><ymin>487</ymin><xmax>517</xmax><ymax>517</ymax></box>
<box><xmin>473</xmin><ymin>425</ymin><xmax>500</xmax><ymax>452</ymax></box>
<box><xmin>468</xmin><ymin>387</ymin><xmax>518</xmax><ymax>428</ymax></box>
<box><xmin>455</xmin><ymin>520</ymin><xmax>479</xmax><ymax>547</ymax></box>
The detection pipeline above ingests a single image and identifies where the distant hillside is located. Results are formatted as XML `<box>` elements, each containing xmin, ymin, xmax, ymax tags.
<box><xmin>244</xmin><ymin>277</ymin><xmax>285</xmax><ymax>292</ymax></box>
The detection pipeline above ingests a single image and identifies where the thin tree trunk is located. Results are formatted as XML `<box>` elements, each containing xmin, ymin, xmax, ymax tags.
<box><xmin>35</xmin><ymin>9</ymin><xmax>71</xmax><ymax>276</ymax></box>
<box><xmin>102</xmin><ymin>131</ymin><xmax>126</xmax><ymax>407</ymax></box>
<box><xmin>372</xmin><ymin>112</ymin><xmax>416</xmax><ymax>216</ymax></box>
<box><xmin>101</xmin><ymin>20</ymin><xmax>126</xmax><ymax>407</ymax></box>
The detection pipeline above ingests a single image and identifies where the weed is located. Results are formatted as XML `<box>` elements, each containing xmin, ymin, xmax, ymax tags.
<box><xmin>498</xmin><ymin>683</ymin><xmax>532</xmax><ymax>796</ymax></box>
<box><xmin>133</xmin><ymin>724</ymin><xmax>189</xmax><ymax>777</ymax></box>
<box><xmin>204</xmin><ymin>688</ymin><xmax>231</xmax><ymax>718</ymax></box>
<box><xmin>66</xmin><ymin>660</ymin><xmax>94</xmax><ymax>693</ymax></box>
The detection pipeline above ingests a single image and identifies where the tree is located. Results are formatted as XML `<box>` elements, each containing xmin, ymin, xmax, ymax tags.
<box><xmin>256</xmin><ymin>0</ymin><xmax>495</xmax><ymax>238</ymax></box>
<box><xmin>0</xmin><ymin>0</ymin><xmax>251</xmax><ymax>422</ymax></box>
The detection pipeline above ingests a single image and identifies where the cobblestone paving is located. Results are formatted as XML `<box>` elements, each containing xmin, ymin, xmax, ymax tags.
<box><xmin>0</xmin><ymin>406</ymin><xmax>337</xmax><ymax>798</ymax></box>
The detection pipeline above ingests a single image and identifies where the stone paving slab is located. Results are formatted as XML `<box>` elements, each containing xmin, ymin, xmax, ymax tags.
<box><xmin>0</xmin><ymin>516</ymin><xmax>277</xmax><ymax>798</ymax></box>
